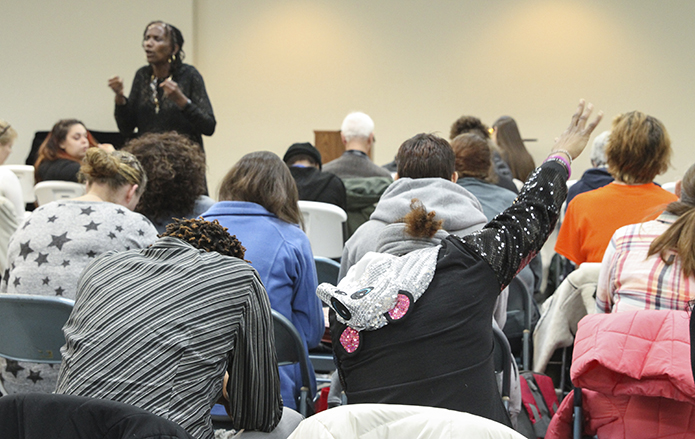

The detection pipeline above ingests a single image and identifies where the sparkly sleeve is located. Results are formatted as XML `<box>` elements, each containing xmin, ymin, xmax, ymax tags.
<box><xmin>458</xmin><ymin>161</ymin><xmax>568</xmax><ymax>291</ymax></box>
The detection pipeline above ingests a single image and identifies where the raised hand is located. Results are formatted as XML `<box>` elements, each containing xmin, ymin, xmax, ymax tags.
<box><xmin>551</xmin><ymin>99</ymin><xmax>603</xmax><ymax>160</ymax></box>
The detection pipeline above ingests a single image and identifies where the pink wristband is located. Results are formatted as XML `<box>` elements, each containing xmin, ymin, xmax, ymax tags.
<box><xmin>544</xmin><ymin>155</ymin><xmax>571</xmax><ymax>179</ymax></box>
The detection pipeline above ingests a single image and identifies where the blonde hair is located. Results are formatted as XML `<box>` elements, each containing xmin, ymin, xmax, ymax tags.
<box><xmin>606</xmin><ymin>111</ymin><xmax>671</xmax><ymax>184</ymax></box>
<box><xmin>0</xmin><ymin>120</ymin><xmax>18</xmax><ymax>147</ymax></box>
<box><xmin>80</xmin><ymin>148</ymin><xmax>147</xmax><ymax>195</ymax></box>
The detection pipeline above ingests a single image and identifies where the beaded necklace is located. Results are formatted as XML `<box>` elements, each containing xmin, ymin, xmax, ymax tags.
<box><xmin>150</xmin><ymin>74</ymin><xmax>172</xmax><ymax>114</ymax></box>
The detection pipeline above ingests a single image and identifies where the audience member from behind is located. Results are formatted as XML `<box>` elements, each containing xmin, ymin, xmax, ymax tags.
<box><xmin>0</xmin><ymin>120</ymin><xmax>24</xmax><ymax>219</ymax></box>
<box><xmin>555</xmin><ymin>111</ymin><xmax>676</xmax><ymax>265</ymax></box>
<box><xmin>339</xmin><ymin>133</ymin><xmax>487</xmax><ymax>280</ymax></box>
<box><xmin>323</xmin><ymin>112</ymin><xmax>392</xmax><ymax>179</ymax></box>
<box><xmin>283</xmin><ymin>142</ymin><xmax>346</xmax><ymax>211</ymax></box>
<box><xmin>451</xmin><ymin>133</ymin><xmax>517</xmax><ymax>221</ymax></box>
<box><xmin>124</xmin><ymin>132</ymin><xmax>213</xmax><ymax>233</ymax></box>
<box><xmin>202</xmin><ymin>151</ymin><xmax>324</xmax><ymax>412</ymax></box>
<box><xmin>34</xmin><ymin>119</ymin><xmax>114</xmax><ymax>183</ymax></box>
<box><xmin>1</xmin><ymin>148</ymin><xmax>157</xmax><ymax>395</ymax></box>
<box><xmin>450</xmin><ymin>115</ymin><xmax>517</xmax><ymax>193</ymax></box>
<box><xmin>492</xmin><ymin>116</ymin><xmax>536</xmax><ymax>182</ymax></box>
<box><xmin>56</xmin><ymin>219</ymin><xmax>288</xmax><ymax>439</ymax></box>
<box><xmin>319</xmin><ymin>101</ymin><xmax>601</xmax><ymax>428</ymax></box>
<box><xmin>566</xmin><ymin>130</ymin><xmax>614</xmax><ymax>206</ymax></box>
<box><xmin>108</xmin><ymin>21</ymin><xmax>215</xmax><ymax>150</ymax></box>
<box><xmin>597</xmin><ymin>162</ymin><xmax>695</xmax><ymax>313</ymax></box>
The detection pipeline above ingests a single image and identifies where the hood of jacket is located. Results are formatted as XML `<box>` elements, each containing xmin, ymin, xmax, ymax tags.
<box><xmin>369</xmin><ymin>177</ymin><xmax>486</xmax><ymax>235</ymax></box>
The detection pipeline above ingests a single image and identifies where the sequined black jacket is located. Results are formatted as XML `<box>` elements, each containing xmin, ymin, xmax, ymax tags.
<box><xmin>115</xmin><ymin>64</ymin><xmax>216</xmax><ymax>150</ymax></box>
<box><xmin>330</xmin><ymin>161</ymin><xmax>568</xmax><ymax>427</ymax></box>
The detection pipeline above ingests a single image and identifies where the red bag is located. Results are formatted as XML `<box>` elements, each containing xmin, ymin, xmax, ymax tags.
<box><xmin>520</xmin><ymin>371</ymin><xmax>559</xmax><ymax>438</ymax></box>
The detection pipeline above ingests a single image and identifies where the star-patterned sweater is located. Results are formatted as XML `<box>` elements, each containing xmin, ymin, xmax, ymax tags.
<box><xmin>0</xmin><ymin>199</ymin><xmax>157</xmax><ymax>394</ymax></box>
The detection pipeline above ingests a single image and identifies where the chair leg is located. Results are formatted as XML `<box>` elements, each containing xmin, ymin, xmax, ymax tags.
<box><xmin>299</xmin><ymin>387</ymin><xmax>309</xmax><ymax>417</ymax></box>
<box><xmin>573</xmin><ymin>387</ymin><xmax>583</xmax><ymax>439</ymax></box>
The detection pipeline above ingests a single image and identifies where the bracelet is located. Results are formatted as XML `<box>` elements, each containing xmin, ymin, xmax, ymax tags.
<box><xmin>550</xmin><ymin>149</ymin><xmax>573</xmax><ymax>166</ymax></box>
<box><xmin>544</xmin><ymin>156</ymin><xmax>571</xmax><ymax>179</ymax></box>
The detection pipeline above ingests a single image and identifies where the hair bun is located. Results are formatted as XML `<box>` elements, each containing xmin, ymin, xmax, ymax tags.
<box><xmin>80</xmin><ymin>148</ymin><xmax>120</xmax><ymax>179</ymax></box>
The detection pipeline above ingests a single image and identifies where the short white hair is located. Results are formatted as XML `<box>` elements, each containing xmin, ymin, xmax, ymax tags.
<box><xmin>341</xmin><ymin>112</ymin><xmax>374</xmax><ymax>142</ymax></box>
<box><xmin>590</xmin><ymin>131</ymin><xmax>610</xmax><ymax>167</ymax></box>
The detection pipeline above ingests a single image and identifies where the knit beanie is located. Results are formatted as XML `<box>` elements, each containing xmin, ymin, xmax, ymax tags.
<box><xmin>283</xmin><ymin>142</ymin><xmax>322</xmax><ymax>169</ymax></box>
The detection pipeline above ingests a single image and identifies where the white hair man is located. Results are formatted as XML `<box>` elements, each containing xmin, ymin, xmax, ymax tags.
<box><xmin>566</xmin><ymin>130</ymin><xmax>613</xmax><ymax>206</ymax></box>
<box><xmin>322</xmin><ymin>112</ymin><xmax>393</xmax><ymax>179</ymax></box>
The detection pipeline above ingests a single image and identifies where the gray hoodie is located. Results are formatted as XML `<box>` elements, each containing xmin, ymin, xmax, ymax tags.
<box><xmin>339</xmin><ymin>177</ymin><xmax>487</xmax><ymax>280</ymax></box>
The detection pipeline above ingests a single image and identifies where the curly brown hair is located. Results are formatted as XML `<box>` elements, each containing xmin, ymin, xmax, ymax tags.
<box><xmin>124</xmin><ymin>132</ymin><xmax>206</xmax><ymax>221</ymax></box>
<box><xmin>450</xmin><ymin>115</ymin><xmax>490</xmax><ymax>140</ymax></box>
<box><xmin>161</xmin><ymin>218</ymin><xmax>247</xmax><ymax>259</ymax></box>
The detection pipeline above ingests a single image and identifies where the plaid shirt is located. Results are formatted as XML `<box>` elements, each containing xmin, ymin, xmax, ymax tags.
<box><xmin>597</xmin><ymin>212</ymin><xmax>694</xmax><ymax>313</ymax></box>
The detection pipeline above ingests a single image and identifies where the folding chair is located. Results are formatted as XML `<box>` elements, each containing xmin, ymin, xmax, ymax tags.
<box><xmin>0</xmin><ymin>393</ymin><xmax>194</xmax><ymax>439</ymax></box>
<box><xmin>212</xmin><ymin>309</ymin><xmax>314</xmax><ymax>424</ymax></box>
<box><xmin>272</xmin><ymin>310</ymin><xmax>314</xmax><ymax>417</ymax></box>
<box><xmin>0</xmin><ymin>294</ymin><xmax>74</xmax><ymax>395</ymax></box>
<box><xmin>1</xmin><ymin>165</ymin><xmax>36</xmax><ymax>204</ymax></box>
<box><xmin>314</xmin><ymin>256</ymin><xmax>340</xmax><ymax>286</ymax></box>
<box><xmin>298</xmin><ymin>201</ymin><xmax>347</xmax><ymax>259</ymax></box>
<box><xmin>34</xmin><ymin>181</ymin><xmax>86</xmax><ymax>206</ymax></box>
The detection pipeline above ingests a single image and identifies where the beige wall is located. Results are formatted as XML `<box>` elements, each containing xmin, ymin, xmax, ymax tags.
<box><xmin>3</xmin><ymin>1</ymin><xmax>695</xmax><ymax>196</ymax></box>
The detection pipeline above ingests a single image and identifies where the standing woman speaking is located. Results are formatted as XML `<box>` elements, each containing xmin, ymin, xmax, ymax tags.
<box><xmin>108</xmin><ymin>21</ymin><xmax>216</xmax><ymax>151</ymax></box>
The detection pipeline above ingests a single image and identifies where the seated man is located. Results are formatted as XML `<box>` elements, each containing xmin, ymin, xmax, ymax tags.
<box><xmin>339</xmin><ymin>133</ymin><xmax>488</xmax><ymax>280</ymax></box>
<box><xmin>283</xmin><ymin>142</ymin><xmax>346</xmax><ymax>210</ymax></box>
<box><xmin>323</xmin><ymin>112</ymin><xmax>393</xmax><ymax>179</ymax></box>
<box><xmin>320</xmin><ymin>101</ymin><xmax>601</xmax><ymax>428</ymax></box>
<box><xmin>566</xmin><ymin>130</ymin><xmax>614</xmax><ymax>206</ymax></box>
<box><xmin>55</xmin><ymin>219</ymin><xmax>284</xmax><ymax>439</ymax></box>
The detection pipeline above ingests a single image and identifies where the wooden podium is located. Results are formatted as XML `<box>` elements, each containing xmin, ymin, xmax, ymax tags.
<box><xmin>314</xmin><ymin>130</ymin><xmax>374</xmax><ymax>165</ymax></box>
<box><xmin>314</xmin><ymin>130</ymin><xmax>344</xmax><ymax>165</ymax></box>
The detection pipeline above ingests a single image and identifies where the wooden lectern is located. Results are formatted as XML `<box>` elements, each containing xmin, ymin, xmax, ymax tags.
<box><xmin>314</xmin><ymin>130</ymin><xmax>375</xmax><ymax>165</ymax></box>
<box><xmin>314</xmin><ymin>130</ymin><xmax>344</xmax><ymax>165</ymax></box>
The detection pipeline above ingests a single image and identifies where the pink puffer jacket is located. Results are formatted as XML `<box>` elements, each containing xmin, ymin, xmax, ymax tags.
<box><xmin>546</xmin><ymin>310</ymin><xmax>695</xmax><ymax>439</ymax></box>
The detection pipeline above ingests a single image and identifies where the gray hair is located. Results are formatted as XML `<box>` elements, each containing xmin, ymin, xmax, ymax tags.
<box><xmin>341</xmin><ymin>112</ymin><xmax>374</xmax><ymax>142</ymax></box>
<box><xmin>590</xmin><ymin>131</ymin><xmax>610</xmax><ymax>167</ymax></box>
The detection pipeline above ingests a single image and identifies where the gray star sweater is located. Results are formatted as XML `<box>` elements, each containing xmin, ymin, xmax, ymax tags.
<box><xmin>0</xmin><ymin>200</ymin><xmax>157</xmax><ymax>394</ymax></box>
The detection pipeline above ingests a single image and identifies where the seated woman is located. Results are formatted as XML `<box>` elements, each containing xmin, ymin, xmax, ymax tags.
<box><xmin>124</xmin><ymin>132</ymin><xmax>214</xmax><ymax>233</ymax></box>
<box><xmin>317</xmin><ymin>101</ymin><xmax>601</xmax><ymax>428</ymax></box>
<box><xmin>597</xmin><ymin>163</ymin><xmax>695</xmax><ymax>313</ymax></box>
<box><xmin>34</xmin><ymin>119</ymin><xmax>114</xmax><ymax>183</ymax></box>
<box><xmin>0</xmin><ymin>120</ymin><xmax>24</xmax><ymax>220</ymax></box>
<box><xmin>555</xmin><ymin>111</ymin><xmax>677</xmax><ymax>265</ymax></box>
<box><xmin>0</xmin><ymin>148</ymin><xmax>157</xmax><ymax>394</ymax></box>
<box><xmin>202</xmin><ymin>151</ymin><xmax>324</xmax><ymax>411</ymax></box>
<box><xmin>492</xmin><ymin>116</ymin><xmax>536</xmax><ymax>182</ymax></box>
<box><xmin>0</xmin><ymin>120</ymin><xmax>23</xmax><ymax>274</ymax></box>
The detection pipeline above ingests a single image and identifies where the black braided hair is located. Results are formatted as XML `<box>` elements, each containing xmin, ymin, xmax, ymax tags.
<box><xmin>160</xmin><ymin>218</ymin><xmax>247</xmax><ymax>260</ymax></box>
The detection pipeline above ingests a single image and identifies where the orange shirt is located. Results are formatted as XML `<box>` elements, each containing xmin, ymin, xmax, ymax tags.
<box><xmin>555</xmin><ymin>182</ymin><xmax>677</xmax><ymax>265</ymax></box>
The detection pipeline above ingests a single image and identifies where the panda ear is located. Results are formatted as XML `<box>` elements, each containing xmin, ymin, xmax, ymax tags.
<box><xmin>339</xmin><ymin>327</ymin><xmax>360</xmax><ymax>355</ymax></box>
<box><xmin>384</xmin><ymin>291</ymin><xmax>413</xmax><ymax>323</ymax></box>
